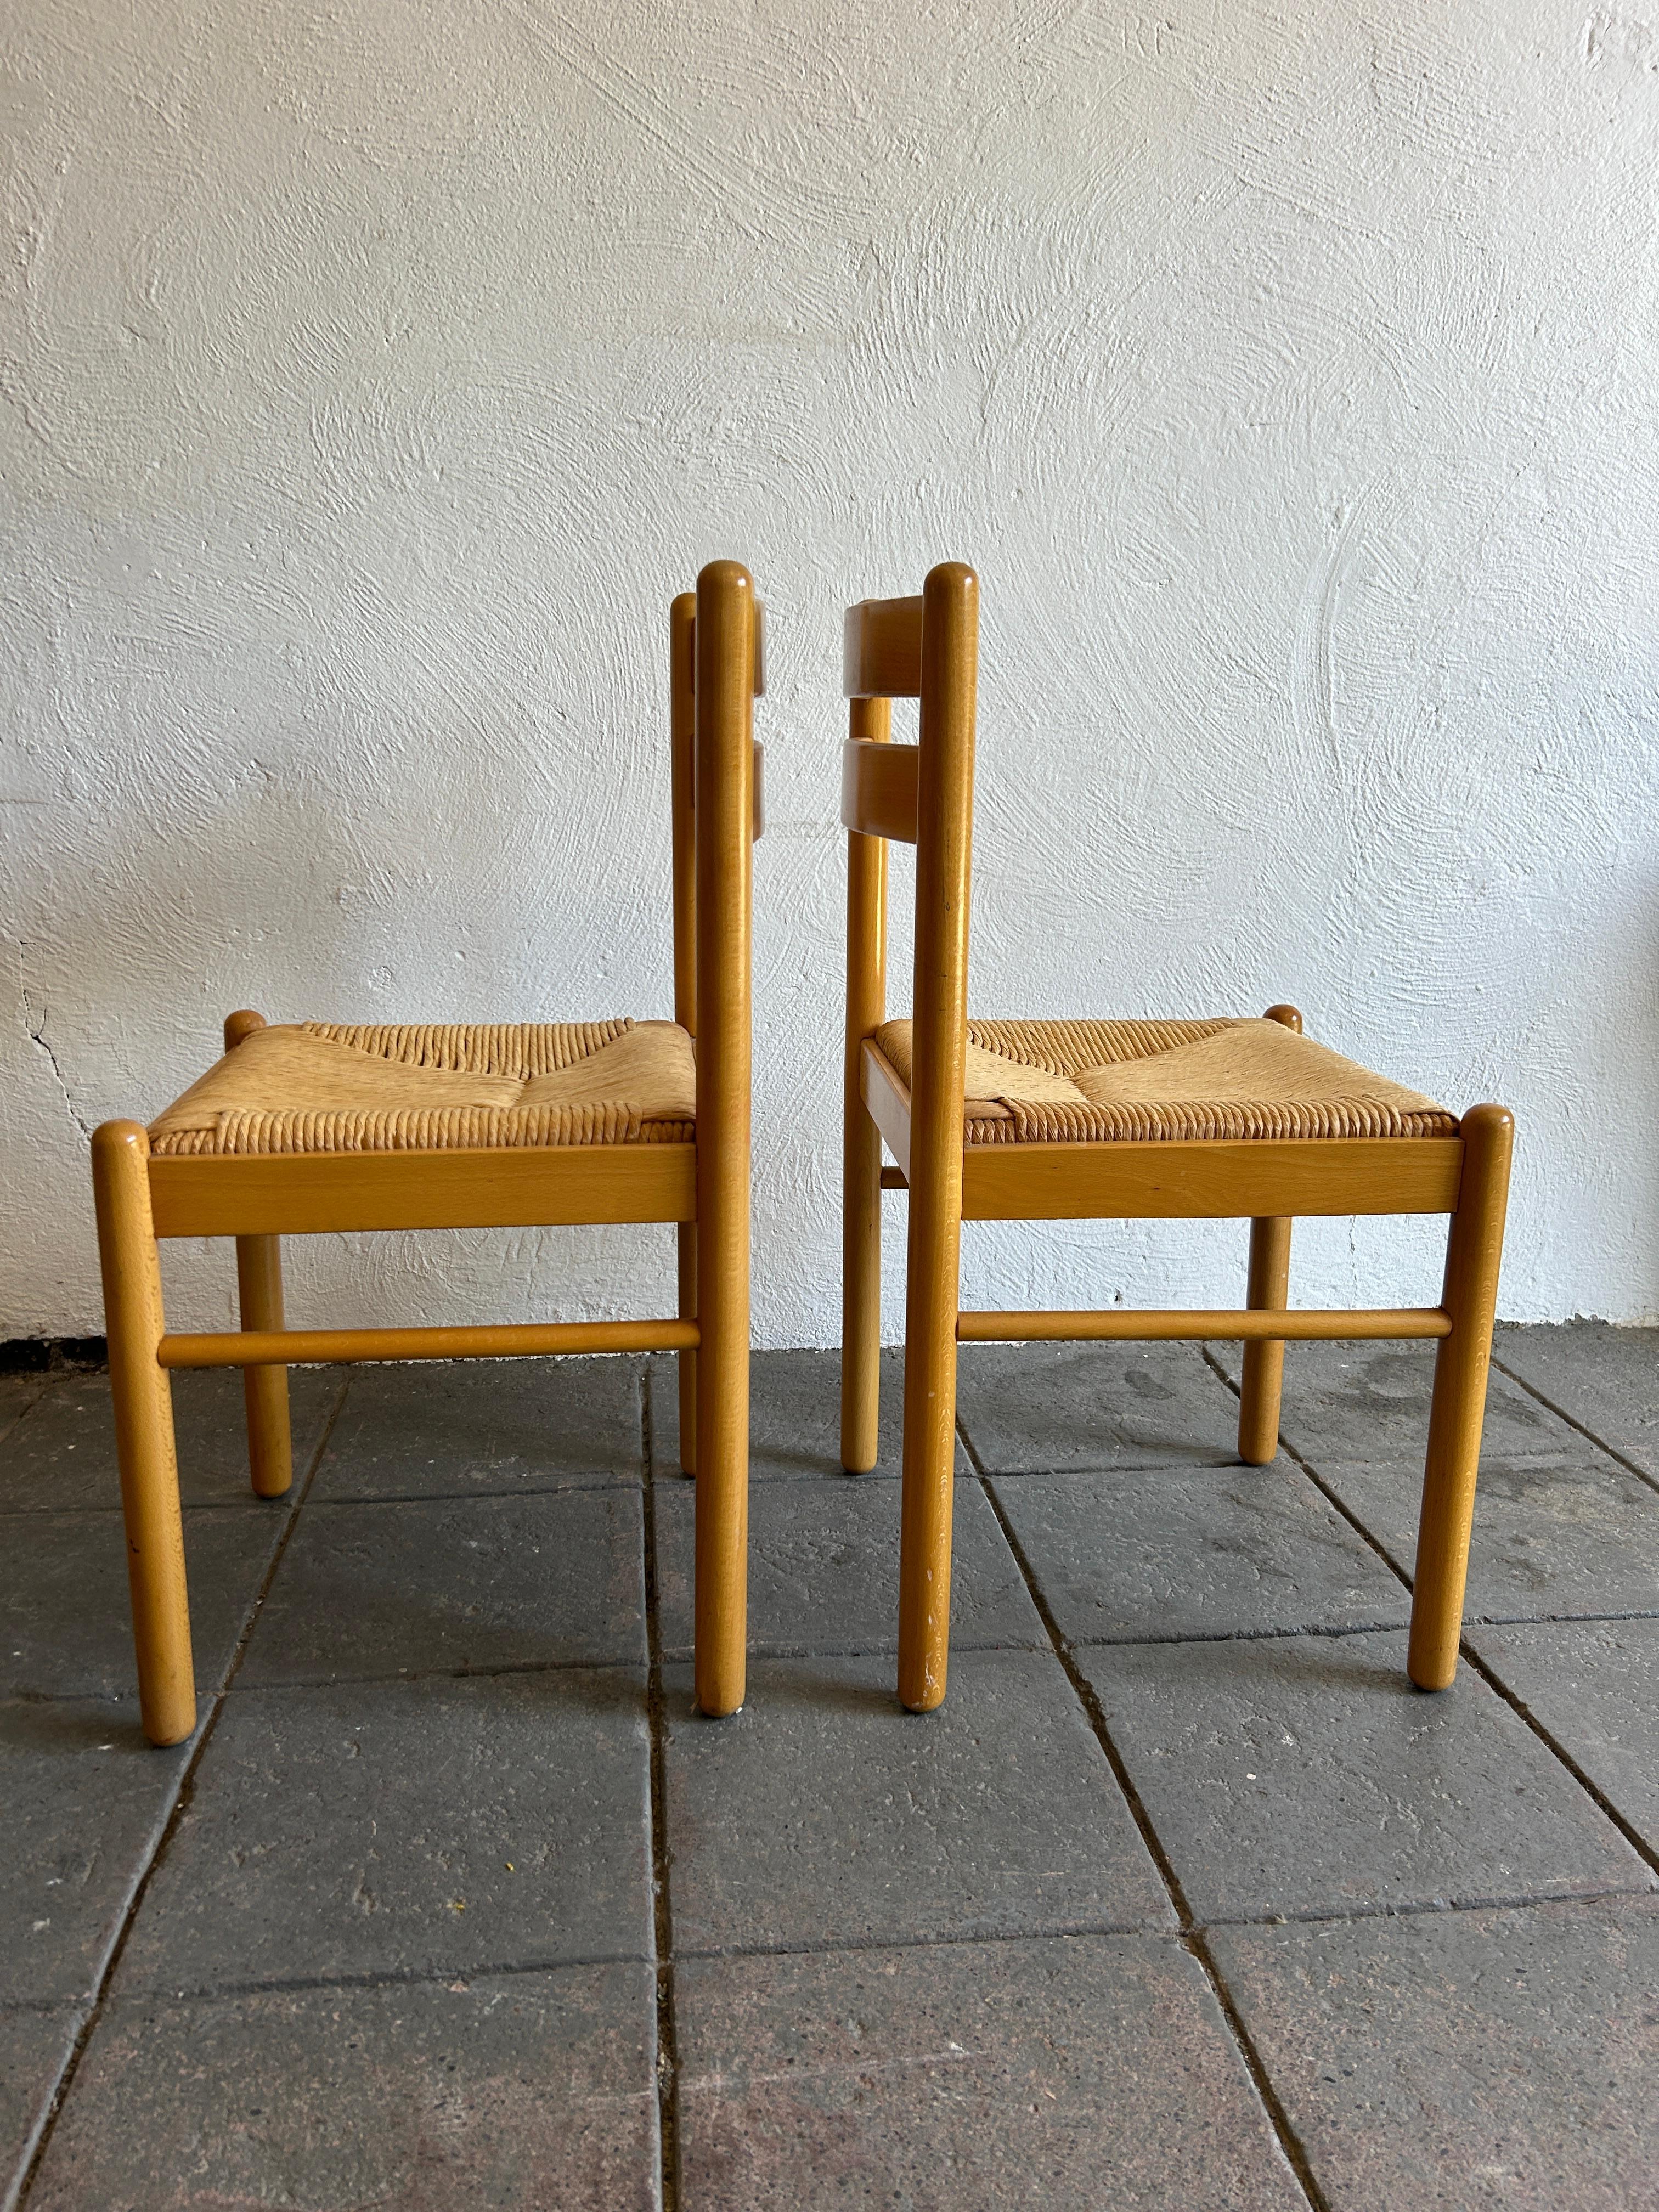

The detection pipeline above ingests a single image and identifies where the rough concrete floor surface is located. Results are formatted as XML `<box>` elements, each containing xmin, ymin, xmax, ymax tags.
<box><xmin>2</xmin><ymin>1325</ymin><xmax>1656</xmax><ymax>2209</ymax></box>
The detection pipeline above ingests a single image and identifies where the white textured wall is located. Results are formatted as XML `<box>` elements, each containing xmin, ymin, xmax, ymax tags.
<box><xmin>4</xmin><ymin>0</ymin><xmax>1658</xmax><ymax>1342</ymax></box>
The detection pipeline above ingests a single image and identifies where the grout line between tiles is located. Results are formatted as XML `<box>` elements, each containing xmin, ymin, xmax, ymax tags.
<box><xmin>53</xmin><ymin>1880</ymin><xmax>1658</xmax><ymax>2009</ymax></box>
<box><xmin>640</xmin><ymin>1363</ymin><xmax>680</xmax><ymax>2212</ymax></box>
<box><xmin>1455</xmin><ymin>1642</ymin><xmax>1659</xmax><ymax>1882</ymax></box>
<box><xmin>957</xmin><ymin>1408</ymin><xmax>1333</xmax><ymax>2212</ymax></box>
<box><xmin>1199</xmin><ymin>1349</ymin><xmax>1659</xmax><ymax>1882</ymax></box>
<box><xmin>668</xmin><ymin>1876</ymin><xmax>1659</xmax><ymax>1964</ymax></box>
<box><xmin>1490</xmin><ymin>1355</ymin><xmax>1659</xmax><ymax>1500</ymax></box>
<box><xmin>13</xmin><ymin>1371</ymin><xmax>353</xmax><ymax>2209</ymax></box>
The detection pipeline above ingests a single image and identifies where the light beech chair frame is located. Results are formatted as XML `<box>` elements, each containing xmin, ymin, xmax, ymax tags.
<box><xmin>94</xmin><ymin>559</ymin><xmax>760</xmax><ymax>1745</ymax></box>
<box><xmin>839</xmin><ymin>562</ymin><xmax>1514</xmax><ymax>1713</ymax></box>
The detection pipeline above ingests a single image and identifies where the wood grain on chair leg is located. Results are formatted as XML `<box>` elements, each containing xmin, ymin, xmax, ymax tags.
<box><xmin>223</xmin><ymin>1013</ymin><xmax>291</xmax><ymax>1496</ymax></box>
<box><xmin>896</xmin><ymin>565</ymin><xmax>978</xmax><ymax>1713</ymax></box>
<box><xmin>1408</xmin><ymin>1102</ymin><xmax>1515</xmax><ymax>1691</ymax></box>
<box><xmin>1238</xmin><ymin>1215</ymin><xmax>1293</xmax><ymax>1464</ymax></box>
<box><xmin>1238</xmin><ymin>1006</ymin><xmax>1303</xmax><ymax>1465</ymax></box>
<box><xmin>92</xmin><ymin>1121</ymin><xmax>196</xmax><ymax>1747</ymax></box>
<box><xmin>676</xmin><ymin>1221</ymin><xmax>698</xmax><ymax>1476</ymax></box>
<box><xmin>841</xmin><ymin>694</ymin><xmax>892</xmax><ymax>1474</ymax></box>
<box><xmin>692</xmin><ymin>562</ymin><xmax>754</xmax><ymax>1718</ymax></box>
<box><xmin>236</xmin><ymin>1235</ymin><xmax>292</xmax><ymax>1497</ymax></box>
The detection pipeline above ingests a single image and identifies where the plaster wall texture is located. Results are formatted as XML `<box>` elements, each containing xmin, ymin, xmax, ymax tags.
<box><xmin>3</xmin><ymin>0</ymin><xmax>1657</xmax><ymax>1343</ymax></box>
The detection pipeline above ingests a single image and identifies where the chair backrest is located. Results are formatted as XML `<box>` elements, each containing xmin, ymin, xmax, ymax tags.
<box><xmin>668</xmin><ymin>563</ymin><xmax>765</xmax><ymax>1045</ymax></box>
<box><xmin>841</xmin><ymin>563</ymin><xmax>980</xmax><ymax>1194</ymax></box>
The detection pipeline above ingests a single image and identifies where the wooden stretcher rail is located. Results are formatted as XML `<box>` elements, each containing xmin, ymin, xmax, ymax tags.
<box><xmin>956</xmin><ymin>1307</ymin><xmax>1453</xmax><ymax>1344</ymax></box>
<box><xmin>159</xmin><ymin>1317</ymin><xmax>699</xmax><ymax>1369</ymax></box>
<box><xmin>148</xmin><ymin>1142</ymin><xmax>698</xmax><ymax>1238</ymax></box>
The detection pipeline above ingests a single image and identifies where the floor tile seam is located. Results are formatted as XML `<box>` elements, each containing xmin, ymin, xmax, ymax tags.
<box><xmin>1490</xmin><ymin>1356</ymin><xmax>1659</xmax><ymax>1499</ymax></box>
<box><xmin>640</xmin><ymin>1370</ymin><xmax>680</xmax><ymax>2212</ymax></box>
<box><xmin>1199</xmin><ymin>1351</ymin><xmax>1417</xmax><ymax>1595</ymax></box>
<box><xmin>0</xmin><ymin>1502</ymin><xmax>297</xmax><ymax>1521</ymax></box>
<box><xmin>102</xmin><ymin>1949</ymin><xmax>659</xmax><ymax>2010</ymax></box>
<box><xmin>1</xmin><ymin>2008</ymin><xmax>87</xmax><ymax>2212</ymax></box>
<box><xmin>667</xmin><ymin>1920</ymin><xmax>1190</xmax><ymax>1968</ymax></box>
<box><xmin>1194</xmin><ymin>1879</ymin><xmax>1659</xmax><ymax>1936</ymax></box>
<box><xmin>1177</xmin><ymin>1928</ymin><xmax>1335</xmax><ymax>2212</ymax></box>
<box><xmin>225</xmin><ymin>1655</ymin><xmax>651</xmax><ymax>1694</ymax></box>
<box><xmin>1062</xmin><ymin>1619</ymin><xmax>1413</xmax><ymax>1650</ymax></box>
<box><xmin>12</xmin><ymin>1372</ymin><xmax>352</xmax><ymax>2212</ymax></box>
<box><xmin>594</xmin><ymin>1880</ymin><xmax>1659</xmax><ymax>1973</ymax></box>
<box><xmin>1197</xmin><ymin>1352</ymin><xmax>1659</xmax><ymax>1865</ymax></box>
<box><xmin>970</xmin><ymin>1458</ymin><xmax>1250</xmax><ymax>1481</ymax></box>
<box><xmin>957</xmin><ymin>1415</ymin><xmax>1328</xmax><ymax>2212</ymax></box>
<box><xmin>654</xmin><ymin>1634</ymin><xmax>1051</xmax><ymax>1665</ymax></box>
<box><xmin>1455</xmin><ymin>1638</ymin><xmax>1659</xmax><ymax>1882</ymax></box>
<box><xmin>305</xmin><ymin>1475</ymin><xmax>644</xmax><ymax>1506</ymax></box>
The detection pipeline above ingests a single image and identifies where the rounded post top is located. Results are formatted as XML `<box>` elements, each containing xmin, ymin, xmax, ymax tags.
<box><xmin>924</xmin><ymin>560</ymin><xmax>978</xmax><ymax>602</ymax></box>
<box><xmin>1460</xmin><ymin>1101</ymin><xmax>1516</xmax><ymax>1137</ymax></box>
<box><xmin>91</xmin><ymin>1119</ymin><xmax>150</xmax><ymax>1158</ymax></box>
<box><xmin>697</xmin><ymin>559</ymin><xmax>754</xmax><ymax>596</ymax></box>
<box><xmin>1263</xmin><ymin>1003</ymin><xmax>1304</xmax><ymax>1032</ymax></box>
<box><xmin>224</xmin><ymin>1008</ymin><xmax>267</xmax><ymax>1051</ymax></box>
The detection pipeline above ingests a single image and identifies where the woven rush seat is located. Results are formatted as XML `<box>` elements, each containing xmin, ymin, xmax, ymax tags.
<box><xmin>149</xmin><ymin>1018</ymin><xmax>697</xmax><ymax>1156</ymax></box>
<box><xmin>871</xmin><ymin>1015</ymin><xmax>1455</xmax><ymax>1144</ymax></box>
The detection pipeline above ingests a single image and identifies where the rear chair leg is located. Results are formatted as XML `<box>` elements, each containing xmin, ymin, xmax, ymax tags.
<box><xmin>221</xmin><ymin>1010</ymin><xmax>291</xmax><ymax>1498</ymax></box>
<box><xmin>1408</xmin><ymin>1104</ymin><xmax>1515</xmax><ymax>1690</ymax></box>
<box><xmin>236</xmin><ymin>1236</ymin><xmax>291</xmax><ymax>1497</ymax></box>
<box><xmin>92</xmin><ymin>1122</ymin><xmax>196</xmax><ymax>1747</ymax></box>
<box><xmin>840</xmin><ymin>1096</ymin><xmax>883</xmax><ymax>1474</ymax></box>
<box><xmin>1239</xmin><ymin>1002</ymin><xmax>1305</xmax><ymax>1466</ymax></box>
<box><xmin>1238</xmin><ymin>1216</ymin><xmax>1292</xmax><ymax>1465</ymax></box>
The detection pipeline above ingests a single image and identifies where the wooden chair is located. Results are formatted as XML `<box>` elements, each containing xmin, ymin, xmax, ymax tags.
<box><xmin>839</xmin><ymin>562</ymin><xmax>1514</xmax><ymax>1713</ymax></box>
<box><xmin>94</xmin><ymin>559</ymin><xmax>761</xmax><ymax>1746</ymax></box>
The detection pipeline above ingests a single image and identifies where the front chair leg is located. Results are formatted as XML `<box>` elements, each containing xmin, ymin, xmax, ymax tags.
<box><xmin>92</xmin><ymin>1122</ymin><xmax>196</xmax><ymax>1747</ymax></box>
<box><xmin>1238</xmin><ymin>1215</ymin><xmax>1293</xmax><ymax>1465</ymax></box>
<box><xmin>896</xmin><ymin>1215</ymin><xmax>961</xmax><ymax>1714</ymax></box>
<box><xmin>1408</xmin><ymin>1103</ymin><xmax>1515</xmax><ymax>1690</ymax></box>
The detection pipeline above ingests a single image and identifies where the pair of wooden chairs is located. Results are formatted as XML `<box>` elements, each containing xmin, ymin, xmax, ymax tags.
<box><xmin>95</xmin><ymin>558</ymin><xmax>1511</xmax><ymax>1748</ymax></box>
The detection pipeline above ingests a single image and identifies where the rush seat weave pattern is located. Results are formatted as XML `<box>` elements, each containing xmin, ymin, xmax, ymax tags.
<box><xmin>149</xmin><ymin>1019</ymin><xmax>697</xmax><ymax>1156</ymax></box>
<box><xmin>872</xmin><ymin>1016</ymin><xmax>1455</xmax><ymax>1144</ymax></box>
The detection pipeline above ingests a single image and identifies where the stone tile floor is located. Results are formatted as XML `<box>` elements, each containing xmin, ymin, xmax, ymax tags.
<box><xmin>1</xmin><ymin>1328</ymin><xmax>1656</xmax><ymax>2209</ymax></box>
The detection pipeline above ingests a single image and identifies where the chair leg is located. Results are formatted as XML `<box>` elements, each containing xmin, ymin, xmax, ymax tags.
<box><xmin>92</xmin><ymin>1122</ymin><xmax>196</xmax><ymax>1747</ymax></box>
<box><xmin>236</xmin><ymin>1235</ymin><xmax>292</xmax><ymax>1497</ymax></box>
<box><xmin>1408</xmin><ymin>1104</ymin><xmax>1515</xmax><ymax>1690</ymax></box>
<box><xmin>840</xmin><ymin>1099</ymin><xmax>883</xmax><ymax>1474</ymax></box>
<box><xmin>1238</xmin><ymin>1216</ymin><xmax>1293</xmax><ymax>1465</ymax></box>
<box><xmin>896</xmin><ymin>1212</ymin><xmax>960</xmax><ymax>1713</ymax></box>
<box><xmin>676</xmin><ymin>1221</ymin><xmax>698</xmax><ymax>1477</ymax></box>
<box><xmin>693</xmin><ymin>1193</ymin><xmax>748</xmax><ymax>1716</ymax></box>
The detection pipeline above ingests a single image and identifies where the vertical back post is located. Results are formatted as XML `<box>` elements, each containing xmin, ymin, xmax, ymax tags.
<box><xmin>840</xmin><ymin>692</ymin><xmax>893</xmax><ymax>1472</ymax></box>
<box><xmin>692</xmin><ymin>560</ymin><xmax>755</xmax><ymax>1716</ymax></box>
<box><xmin>897</xmin><ymin>562</ymin><xmax>979</xmax><ymax>1710</ymax></box>
<box><xmin>669</xmin><ymin>591</ymin><xmax>699</xmax><ymax>1472</ymax></box>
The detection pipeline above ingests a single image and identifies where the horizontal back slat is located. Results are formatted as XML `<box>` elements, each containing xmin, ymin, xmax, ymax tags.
<box><xmin>842</xmin><ymin>740</ymin><xmax>919</xmax><ymax>842</ymax></box>
<box><xmin>844</xmin><ymin>596</ymin><xmax>923</xmax><ymax>698</ymax></box>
